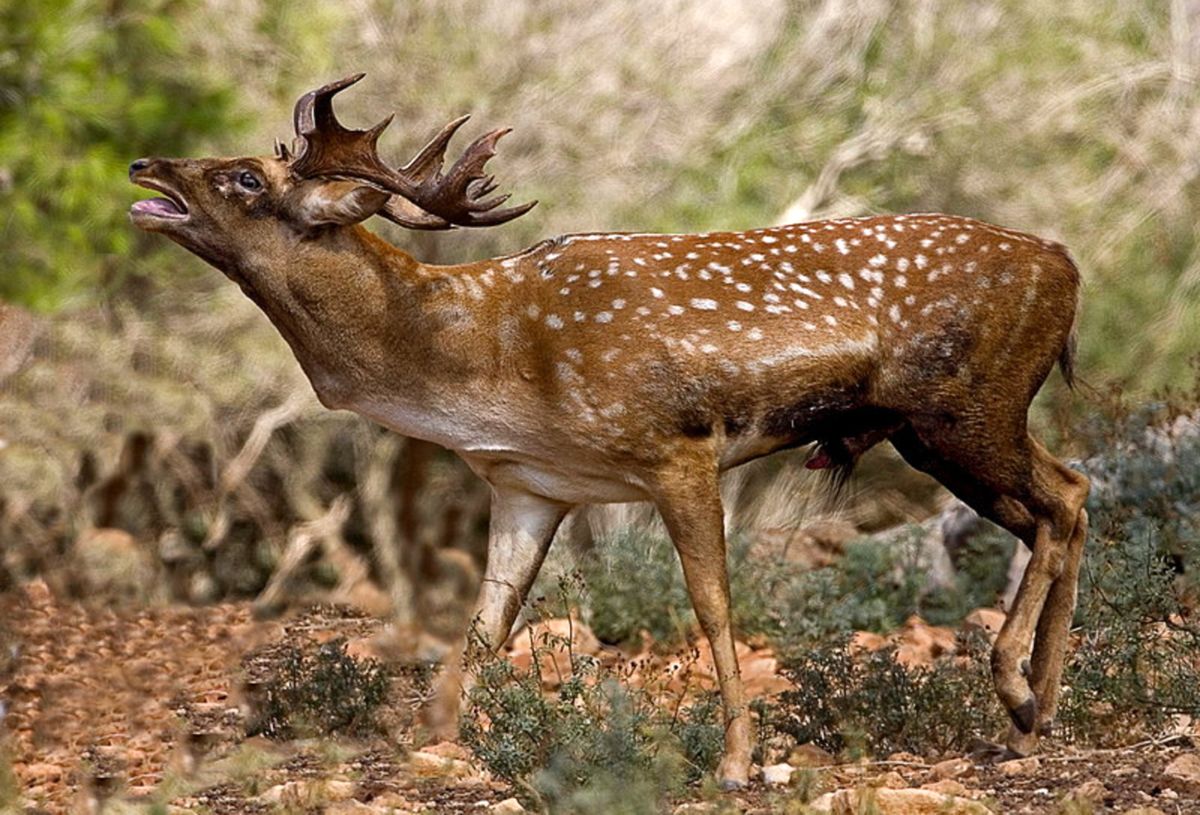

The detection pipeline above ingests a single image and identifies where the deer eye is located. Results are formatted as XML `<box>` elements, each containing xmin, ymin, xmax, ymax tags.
<box><xmin>237</xmin><ymin>171</ymin><xmax>262</xmax><ymax>190</ymax></box>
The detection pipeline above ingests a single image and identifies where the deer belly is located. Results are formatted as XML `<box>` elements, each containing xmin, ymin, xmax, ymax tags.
<box><xmin>460</xmin><ymin>453</ymin><xmax>650</xmax><ymax>504</ymax></box>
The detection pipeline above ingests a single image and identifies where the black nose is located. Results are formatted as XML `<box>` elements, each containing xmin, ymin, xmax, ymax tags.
<box><xmin>129</xmin><ymin>158</ymin><xmax>151</xmax><ymax>177</ymax></box>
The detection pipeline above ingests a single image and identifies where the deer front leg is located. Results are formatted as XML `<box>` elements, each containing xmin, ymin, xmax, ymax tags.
<box><xmin>651</xmin><ymin>452</ymin><xmax>752</xmax><ymax>790</ymax></box>
<box><xmin>424</xmin><ymin>486</ymin><xmax>569</xmax><ymax>738</ymax></box>
<box><xmin>472</xmin><ymin>487</ymin><xmax>571</xmax><ymax>649</ymax></box>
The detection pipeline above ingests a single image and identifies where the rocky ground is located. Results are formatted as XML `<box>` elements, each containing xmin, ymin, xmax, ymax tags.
<box><xmin>2</xmin><ymin>581</ymin><xmax>1198</xmax><ymax>814</ymax></box>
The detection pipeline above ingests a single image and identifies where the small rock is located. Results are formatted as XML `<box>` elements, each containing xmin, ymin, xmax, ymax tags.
<box><xmin>1164</xmin><ymin>752</ymin><xmax>1200</xmax><ymax>784</ymax></box>
<box><xmin>326</xmin><ymin>801</ymin><xmax>383</xmax><ymax>814</ymax></box>
<box><xmin>1160</xmin><ymin>788</ymin><xmax>1178</xmax><ymax>800</ymax></box>
<box><xmin>921</xmin><ymin>779</ymin><xmax>968</xmax><ymax>797</ymax></box>
<box><xmin>323</xmin><ymin>780</ymin><xmax>357</xmax><ymax>801</ymax></box>
<box><xmin>931</xmin><ymin>757</ymin><xmax>973</xmax><ymax>780</ymax></box>
<box><xmin>491</xmin><ymin>798</ymin><xmax>525</xmax><ymax>814</ymax></box>
<box><xmin>258</xmin><ymin>779</ymin><xmax>355</xmax><ymax>805</ymax></box>
<box><xmin>258</xmin><ymin>782</ymin><xmax>301</xmax><ymax>804</ymax></box>
<box><xmin>408</xmin><ymin>750</ymin><xmax>476</xmax><ymax>779</ymax></box>
<box><xmin>807</xmin><ymin>793</ymin><xmax>835</xmax><ymax>814</ymax></box>
<box><xmin>1067</xmin><ymin>778</ymin><xmax>1107</xmax><ymax>804</ymax></box>
<box><xmin>762</xmin><ymin>763</ymin><xmax>796</xmax><ymax>786</ymax></box>
<box><xmin>996</xmin><ymin>756</ymin><xmax>1040</xmax><ymax>776</ymax></box>
<box><xmin>872</xmin><ymin>770</ymin><xmax>907</xmax><ymax>788</ymax></box>
<box><xmin>21</xmin><ymin>762</ymin><xmax>64</xmax><ymax>784</ymax></box>
<box><xmin>809</xmin><ymin>787</ymin><xmax>989</xmax><ymax>814</ymax></box>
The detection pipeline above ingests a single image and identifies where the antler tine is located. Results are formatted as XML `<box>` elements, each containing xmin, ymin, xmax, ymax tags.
<box><xmin>289</xmin><ymin>73</ymin><xmax>408</xmax><ymax>192</ymax></box>
<box><xmin>292</xmin><ymin>73</ymin><xmax>365</xmax><ymax>140</ymax></box>
<box><xmin>399</xmin><ymin>115</ymin><xmax>471</xmax><ymax>183</ymax></box>
<box><xmin>392</xmin><ymin>121</ymin><xmax>537</xmax><ymax>227</ymax></box>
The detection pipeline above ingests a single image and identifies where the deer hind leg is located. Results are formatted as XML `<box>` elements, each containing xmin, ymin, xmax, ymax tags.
<box><xmin>1008</xmin><ymin>441</ymin><xmax>1089</xmax><ymax>754</ymax></box>
<box><xmin>424</xmin><ymin>487</ymin><xmax>569</xmax><ymax>739</ymax></box>
<box><xmin>892</xmin><ymin>424</ymin><xmax>1088</xmax><ymax>754</ymax></box>
<box><xmin>650</xmin><ymin>450</ymin><xmax>752</xmax><ymax>790</ymax></box>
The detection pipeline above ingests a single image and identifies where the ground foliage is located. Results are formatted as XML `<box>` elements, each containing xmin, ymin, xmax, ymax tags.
<box><xmin>459</xmin><ymin>580</ymin><xmax>725</xmax><ymax>812</ymax></box>
<box><xmin>759</xmin><ymin>633</ymin><xmax>1004</xmax><ymax>759</ymax></box>
<box><xmin>1057</xmin><ymin>379</ymin><xmax>1200</xmax><ymax>743</ymax></box>
<box><xmin>245</xmin><ymin>638</ymin><xmax>391</xmax><ymax>740</ymax></box>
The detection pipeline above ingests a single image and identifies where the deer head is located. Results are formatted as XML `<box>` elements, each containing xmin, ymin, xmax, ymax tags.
<box><xmin>128</xmin><ymin>73</ymin><xmax>534</xmax><ymax>274</ymax></box>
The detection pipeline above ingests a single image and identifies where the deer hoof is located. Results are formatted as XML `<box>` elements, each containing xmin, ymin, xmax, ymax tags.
<box><xmin>1008</xmin><ymin>696</ymin><xmax>1038</xmax><ymax>734</ymax></box>
<box><xmin>716</xmin><ymin>755</ymin><xmax>750</xmax><ymax>791</ymax></box>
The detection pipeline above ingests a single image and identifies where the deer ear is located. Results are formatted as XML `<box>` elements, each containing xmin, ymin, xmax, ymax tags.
<box><xmin>295</xmin><ymin>179</ymin><xmax>391</xmax><ymax>227</ymax></box>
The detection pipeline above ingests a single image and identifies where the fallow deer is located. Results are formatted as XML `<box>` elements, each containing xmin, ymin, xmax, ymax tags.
<box><xmin>129</xmin><ymin>74</ymin><xmax>1089</xmax><ymax>787</ymax></box>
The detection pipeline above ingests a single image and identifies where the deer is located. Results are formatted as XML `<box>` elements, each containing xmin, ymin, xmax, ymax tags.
<box><xmin>129</xmin><ymin>74</ymin><xmax>1089</xmax><ymax>787</ymax></box>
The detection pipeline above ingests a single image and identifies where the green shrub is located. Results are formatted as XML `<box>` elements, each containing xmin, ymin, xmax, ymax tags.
<box><xmin>576</xmin><ymin>526</ymin><xmax>996</xmax><ymax>654</ymax></box>
<box><xmin>1058</xmin><ymin>388</ymin><xmax>1200</xmax><ymax>742</ymax></box>
<box><xmin>0</xmin><ymin>0</ymin><xmax>240</xmax><ymax>309</ymax></box>
<box><xmin>576</xmin><ymin>532</ymin><xmax>696</xmax><ymax>647</ymax></box>
<box><xmin>246</xmin><ymin>638</ymin><xmax>390</xmax><ymax>739</ymax></box>
<box><xmin>460</xmin><ymin>581</ymin><xmax>724</xmax><ymax>812</ymax></box>
<box><xmin>761</xmin><ymin>632</ymin><xmax>1003</xmax><ymax>758</ymax></box>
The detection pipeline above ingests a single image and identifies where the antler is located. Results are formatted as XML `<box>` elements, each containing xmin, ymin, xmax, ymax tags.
<box><xmin>288</xmin><ymin>74</ymin><xmax>536</xmax><ymax>230</ymax></box>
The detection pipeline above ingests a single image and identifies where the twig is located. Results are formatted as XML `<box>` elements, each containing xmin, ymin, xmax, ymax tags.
<box><xmin>251</xmin><ymin>494</ymin><xmax>353</xmax><ymax>614</ymax></box>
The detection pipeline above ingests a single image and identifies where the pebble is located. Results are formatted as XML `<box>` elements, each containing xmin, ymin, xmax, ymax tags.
<box><xmin>996</xmin><ymin>756</ymin><xmax>1040</xmax><ymax>776</ymax></box>
<box><xmin>762</xmin><ymin>762</ymin><xmax>796</xmax><ymax>786</ymax></box>
<box><xmin>491</xmin><ymin>798</ymin><xmax>525</xmax><ymax>814</ymax></box>
<box><xmin>931</xmin><ymin>757</ymin><xmax>973</xmax><ymax>779</ymax></box>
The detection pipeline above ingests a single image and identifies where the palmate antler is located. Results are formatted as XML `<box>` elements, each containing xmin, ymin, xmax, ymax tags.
<box><xmin>287</xmin><ymin>73</ymin><xmax>536</xmax><ymax>230</ymax></box>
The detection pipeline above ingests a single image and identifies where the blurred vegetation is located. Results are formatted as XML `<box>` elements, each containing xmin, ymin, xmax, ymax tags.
<box><xmin>1</xmin><ymin>0</ymin><xmax>1197</xmax><ymax>386</ymax></box>
<box><xmin>1058</xmin><ymin>380</ymin><xmax>1200</xmax><ymax>743</ymax></box>
<box><xmin>0</xmin><ymin>0</ymin><xmax>237</xmax><ymax>309</ymax></box>
<box><xmin>572</xmin><ymin>522</ymin><xmax>1011</xmax><ymax>653</ymax></box>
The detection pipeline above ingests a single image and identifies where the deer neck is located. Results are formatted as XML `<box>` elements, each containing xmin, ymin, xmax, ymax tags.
<box><xmin>238</xmin><ymin>226</ymin><xmax>499</xmax><ymax>439</ymax></box>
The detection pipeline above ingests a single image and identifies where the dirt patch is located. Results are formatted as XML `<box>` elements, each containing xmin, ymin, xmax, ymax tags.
<box><xmin>3</xmin><ymin>581</ymin><xmax>1197</xmax><ymax>813</ymax></box>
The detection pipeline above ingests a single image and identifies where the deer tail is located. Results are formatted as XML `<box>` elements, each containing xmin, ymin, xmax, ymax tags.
<box><xmin>1058</xmin><ymin>252</ymin><xmax>1083</xmax><ymax>391</ymax></box>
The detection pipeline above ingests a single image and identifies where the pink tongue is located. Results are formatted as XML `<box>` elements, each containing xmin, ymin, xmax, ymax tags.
<box><xmin>132</xmin><ymin>197</ymin><xmax>182</xmax><ymax>215</ymax></box>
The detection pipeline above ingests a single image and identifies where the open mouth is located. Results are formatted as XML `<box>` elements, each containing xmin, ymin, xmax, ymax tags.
<box><xmin>130</xmin><ymin>179</ymin><xmax>189</xmax><ymax>221</ymax></box>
